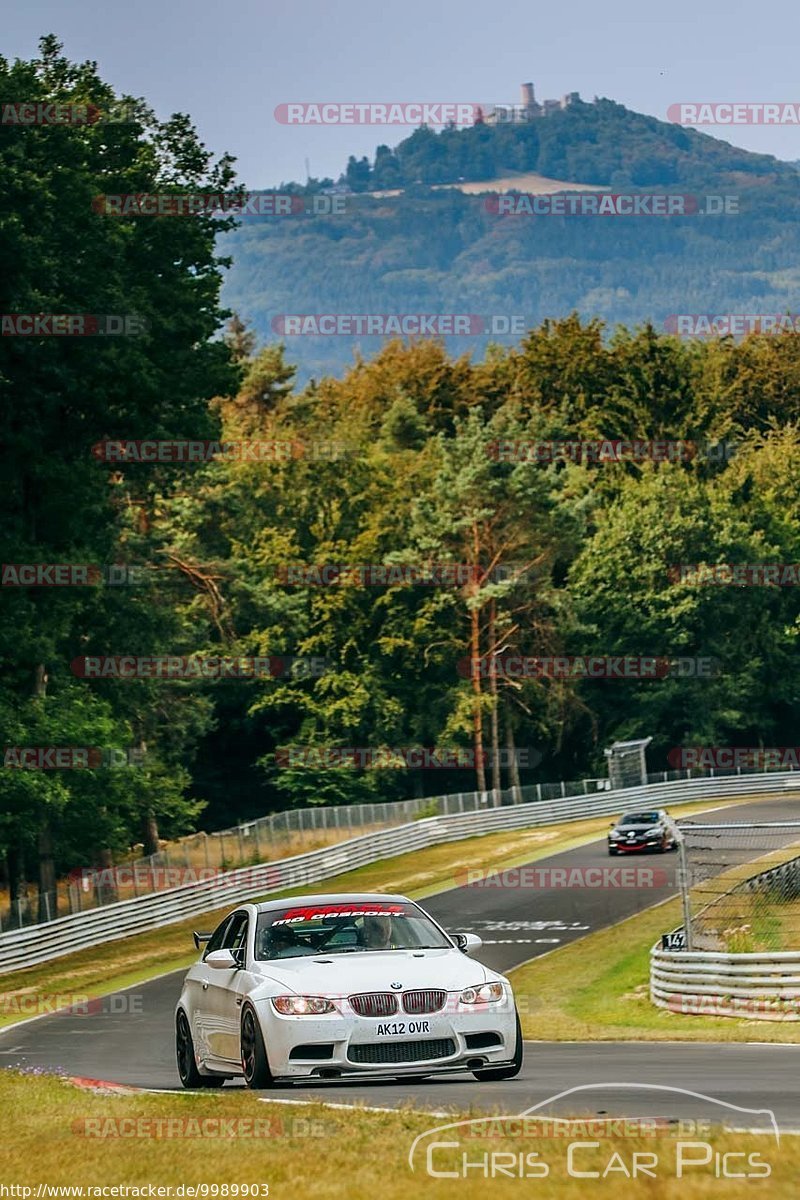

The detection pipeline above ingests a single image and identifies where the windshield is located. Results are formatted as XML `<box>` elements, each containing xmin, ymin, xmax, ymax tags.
<box><xmin>254</xmin><ymin>900</ymin><xmax>452</xmax><ymax>960</ymax></box>
<box><xmin>620</xmin><ymin>812</ymin><xmax>660</xmax><ymax>825</ymax></box>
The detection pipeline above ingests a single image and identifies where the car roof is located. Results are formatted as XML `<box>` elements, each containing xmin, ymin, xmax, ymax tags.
<box><xmin>250</xmin><ymin>892</ymin><xmax>412</xmax><ymax>914</ymax></box>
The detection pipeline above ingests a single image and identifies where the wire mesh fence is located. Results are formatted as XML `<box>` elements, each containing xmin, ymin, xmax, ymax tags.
<box><xmin>676</xmin><ymin>821</ymin><xmax>800</xmax><ymax>952</ymax></box>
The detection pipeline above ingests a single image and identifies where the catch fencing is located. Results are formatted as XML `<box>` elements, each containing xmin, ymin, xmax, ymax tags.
<box><xmin>652</xmin><ymin>844</ymin><xmax>800</xmax><ymax>1020</ymax></box>
<box><xmin>2</xmin><ymin>769</ymin><xmax>798</xmax><ymax>974</ymax></box>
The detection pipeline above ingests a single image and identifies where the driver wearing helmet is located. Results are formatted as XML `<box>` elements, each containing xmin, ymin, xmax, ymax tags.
<box><xmin>259</xmin><ymin>921</ymin><xmax>300</xmax><ymax>959</ymax></box>
<box><xmin>361</xmin><ymin>912</ymin><xmax>395</xmax><ymax>949</ymax></box>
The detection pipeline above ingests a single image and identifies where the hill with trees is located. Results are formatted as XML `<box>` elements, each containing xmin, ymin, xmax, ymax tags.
<box><xmin>222</xmin><ymin>99</ymin><xmax>800</xmax><ymax>381</ymax></box>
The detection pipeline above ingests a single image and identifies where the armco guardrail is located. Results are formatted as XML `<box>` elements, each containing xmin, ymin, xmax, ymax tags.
<box><xmin>4</xmin><ymin>770</ymin><xmax>799</xmax><ymax>974</ymax></box>
<box><xmin>651</xmin><ymin>948</ymin><xmax>800</xmax><ymax>1020</ymax></box>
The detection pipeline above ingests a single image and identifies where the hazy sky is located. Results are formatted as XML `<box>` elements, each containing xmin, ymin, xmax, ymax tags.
<box><xmin>5</xmin><ymin>0</ymin><xmax>800</xmax><ymax>187</ymax></box>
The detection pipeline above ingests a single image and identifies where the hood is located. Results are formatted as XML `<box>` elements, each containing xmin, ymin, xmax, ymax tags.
<box><xmin>250</xmin><ymin>947</ymin><xmax>491</xmax><ymax>995</ymax></box>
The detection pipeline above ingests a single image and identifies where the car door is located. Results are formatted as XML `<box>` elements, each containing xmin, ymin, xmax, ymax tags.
<box><xmin>185</xmin><ymin>914</ymin><xmax>232</xmax><ymax>1061</ymax></box>
<box><xmin>203</xmin><ymin>909</ymin><xmax>251</xmax><ymax>1064</ymax></box>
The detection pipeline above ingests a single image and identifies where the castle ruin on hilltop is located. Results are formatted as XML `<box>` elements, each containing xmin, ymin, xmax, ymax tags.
<box><xmin>481</xmin><ymin>82</ymin><xmax>582</xmax><ymax>125</ymax></box>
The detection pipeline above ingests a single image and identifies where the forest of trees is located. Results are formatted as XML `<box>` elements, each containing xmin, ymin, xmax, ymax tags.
<box><xmin>4</xmin><ymin>41</ymin><xmax>800</xmax><ymax>913</ymax></box>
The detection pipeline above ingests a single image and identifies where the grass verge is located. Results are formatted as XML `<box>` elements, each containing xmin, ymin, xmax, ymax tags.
<box><xmin>510</xmin><ymin>896</ymin><xmax>800</xmax><ymax>1043</ymax></box>
<box><xmin>0</xmin><ymin>1068</ymin><xmax>795</xmax><ymax>1198</ymax></box>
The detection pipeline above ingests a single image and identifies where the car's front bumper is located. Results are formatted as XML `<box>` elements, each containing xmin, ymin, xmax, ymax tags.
<box><xmin>609</xmin><ymin>838</ymin><xmax>663</xmax><ymax>852</ymax></box>
<box><xmin>257</xmin><ymin>996</ymin><xmax>519</xmax><ymax>1080</ymax></box>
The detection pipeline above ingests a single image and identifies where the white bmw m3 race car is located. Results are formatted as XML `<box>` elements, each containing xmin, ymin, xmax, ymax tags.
<box><xmin>175</xmin><ymin>893</ymin><xmax>522</xmax><ymax>1088</ymax></box>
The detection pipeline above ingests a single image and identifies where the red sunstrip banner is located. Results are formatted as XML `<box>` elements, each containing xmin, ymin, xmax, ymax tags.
<box><xmin>273</xmin><ymin>903</ymin><xmax>406</xmax><ymax>923</ymax></box>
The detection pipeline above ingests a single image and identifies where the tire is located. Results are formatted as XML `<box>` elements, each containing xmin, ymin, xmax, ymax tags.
<box><xmin>473</xmin><ymin>1010</ymin><xmax>523</xmax><ymax>1081</ymax></box>
<box><xmin>608</xmin><ymin>846</ymin><xmax>618</xmax><ymax>856</ymax></box>
<box><xmin>176</xmin><ymin>1010</ymin><xmax>227</xmax><ymax>1088</ymax></box>
<box><xmin>241</xmin><ymin>1005</ymin><xmax>277</xmax><ymax>1089</ymax></box>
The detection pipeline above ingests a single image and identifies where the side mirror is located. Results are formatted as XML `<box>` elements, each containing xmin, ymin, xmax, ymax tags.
<box><xmin>452</xmin><ymin>932</ymin><xmax>482</xmax><ymax>955</ymax></box>
<box><xmin>205</xmin><ymin>948</ymin><xmax>238</xmax><ymax>970</ymax></box>
<box><xmin>193</xmin><ymin>930</ymin><xmax>212</xmax><ymax>950</ymax></box>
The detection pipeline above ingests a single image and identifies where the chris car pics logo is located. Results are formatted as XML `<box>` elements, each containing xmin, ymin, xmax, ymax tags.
<box><xmin>409</xmin><ymin>1084</ymin><xmax>778</xmax><ymax>1180</ymax></box>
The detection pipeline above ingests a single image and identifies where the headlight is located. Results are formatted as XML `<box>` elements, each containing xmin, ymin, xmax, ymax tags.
<box><xmin>272</xmin><ymin>995</ymin><xmax>336</xmax><ymax>1015</ymax></box>
<box><xmin>459</xmin><ymin>982</ymin><xmax>504</xmax><ymax>1004</ymax></box>
<box><xmin>643</xmin><ymin>827</ymin><xmax>662</xmax><ymax>836</ymax></box>
<box><xmin>609</xmin><ymin>831</ymin><xmax>622</xmax><ymax>840</ymax></box>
